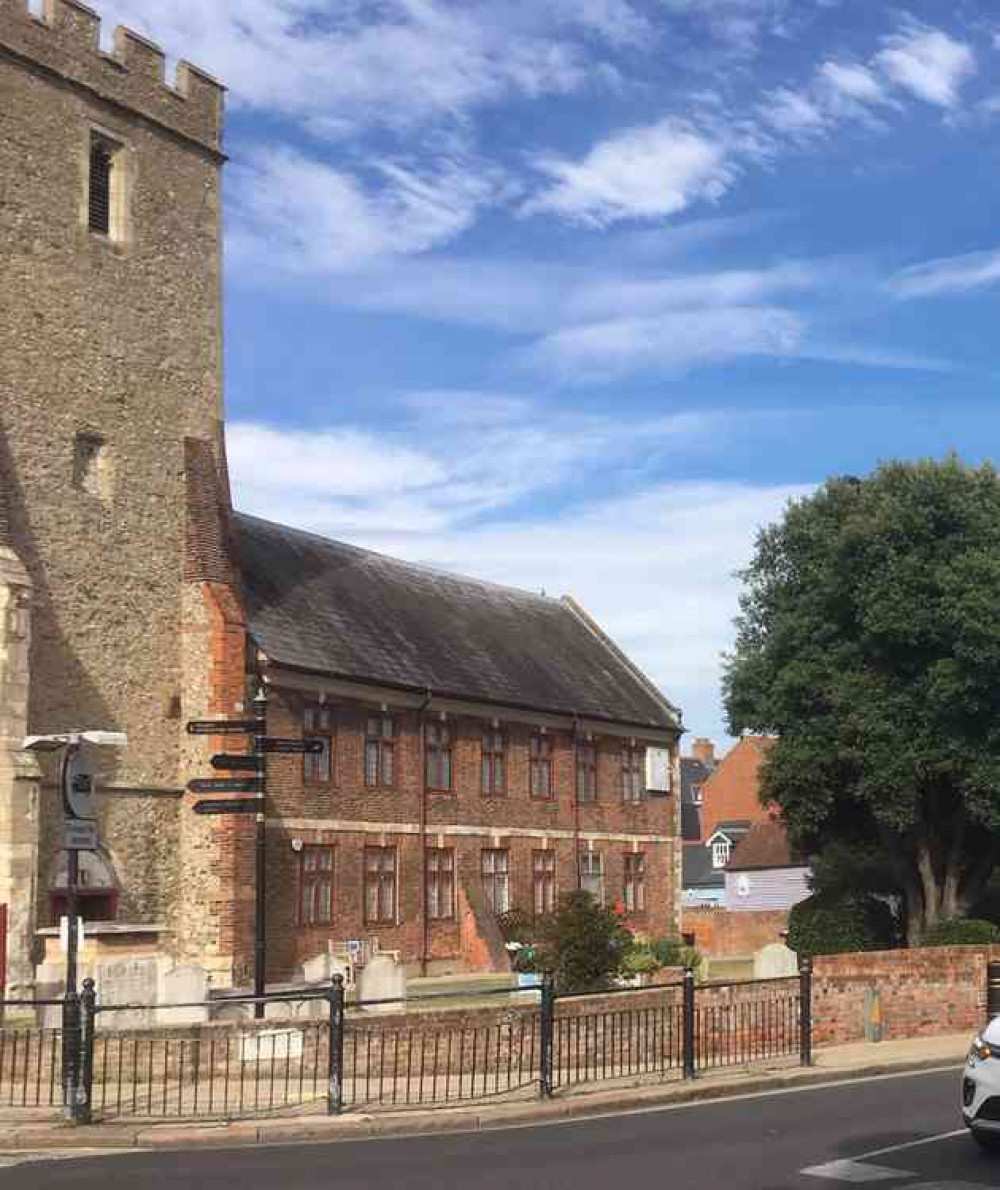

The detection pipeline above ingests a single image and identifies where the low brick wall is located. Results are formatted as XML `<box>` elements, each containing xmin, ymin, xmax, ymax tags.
<box><xmin>681</xmin><ymin>908</ymin><xmax>789</xmax><ymax>957</ymax></box>
<box><xmin>812</xmin><ymin>945</ymin><xmax>988</xmax><ymax>1046</ymax></box>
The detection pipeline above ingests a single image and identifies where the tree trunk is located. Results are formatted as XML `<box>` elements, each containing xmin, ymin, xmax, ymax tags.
<box><xmin>916</xmin><ymin>840</ymin><xmax>940</xmax><ymax>937</ymax></box>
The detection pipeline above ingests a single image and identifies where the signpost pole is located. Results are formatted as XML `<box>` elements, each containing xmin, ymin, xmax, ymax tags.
<box><xmin>253</xmin><ymin>687</ymin><xmax>267</xmax><ymax>1020</ymax></box>
<box><xmin>60</xmin><ymin>744</ymin><xmax>81</xmax><ymax>997</ymax></box>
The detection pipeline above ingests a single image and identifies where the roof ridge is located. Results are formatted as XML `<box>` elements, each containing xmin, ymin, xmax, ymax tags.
<box><xmin>232</xmin><ymin>510</ymin><xmax>567</xmax><ymax>608</ymax></box>
<box><xmin>560</xmin><ymin>595</ymin><xmax>681</xmax><ymax>727</ymax></box>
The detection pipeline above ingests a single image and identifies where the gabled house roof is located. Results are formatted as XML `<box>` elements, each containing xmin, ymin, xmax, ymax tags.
<box><xmin>232</xmin><ymin>513</ymin><xmax>680</xmax><ymax>730</ymax></box>
<box><xmin>682</xmin><ymin>844</ymin><xmax>725</xmax><ymax>891</ymax></box>
<box><xmin>706</xmin><ymin>821</ymin><xmax>751</xmax><ymax>844</ymax></box>
<box><xmin>679</xmin><ymin>756</ymin><xmax>712</xmax><ymax>842</ymax></box>
<box><xmin>727</xmin><ymin>820</ymin><xmax>806</xmax><ymax>872</ymax></box>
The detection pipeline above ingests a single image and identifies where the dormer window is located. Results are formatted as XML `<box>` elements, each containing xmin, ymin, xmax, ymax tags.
<box><xmin>691</xmin><ymin>784</ymin><xmax>703</xmax><ymax>805</ymax></box>
<box><xmin>712</xmin><ymin>840</ymin><xmax>731</xmax><ymax>869</ymax></box>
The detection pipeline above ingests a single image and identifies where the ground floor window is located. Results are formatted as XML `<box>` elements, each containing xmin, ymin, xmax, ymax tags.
<box><xmin>533</xmin><ymin>850</ymin><xmax>556</xmax><ymax>916</ymax></box>
<box><xmin>482</xmin><ymin>848</ymin><xmax>510</xmax><ymax>914</ymax></box>
<box><xmin>426</xmin><ymin>848</ymin><xmax>456</xmax><ymax>920</ymax></box>
<box><xmin>364</xmin><ymin>846</ymin><xmax>397</xmax><ymax>924</ymax></box>
<box><xmin>580</xmin><ymin>851</ymin><xmax>604</xmax><ymax>905</ymax></box>
<box><xmin>623</xmin><ymin>853</ymin><xmax>646</xmax><ymax>914</ymax></box>
<box><xmin>299</xmin><ymin>846</ymin><xmax>334</xmax><ymax>926</ymax></box>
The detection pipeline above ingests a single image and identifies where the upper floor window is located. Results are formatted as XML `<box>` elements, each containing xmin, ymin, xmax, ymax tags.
<box><xmin>622</xmin><ymin>743</ymin><xmax>645</xmax><ymax>803</ymax></box>
<box><xmin>426</xmin><ymin>721</ymin><xmax>452</xmax><ymax>791</ymax></box>
<box><xmin>89</xmin><ymin>137</ymin><xmax>114</xmax><ymax>234</ymax></box>
<box><xmin>711</xmin><ymin>839</ymin><xmax>731</xmax><ymax>869</ymax></box>
<box><xmin>365</xmin><ymin>713</ymin><xmax>395</xmax><ymax>788</ymax></box>
<box><xmin>530</xmin><ymin>733</ymin><xmax>553</xmax><ymax>800</ymax></box>
<box><xmin>303</xmin><ymin>704</ymin><xmax>333</xmax><ymax>783</ymax></box>
<box><xmin>299</xmin><ymin>846</ymin><xmax>334</xmax><ymax>926</ymax></box>
<box><xmin>482</xmin><ymin>849</ymin><xmax>510</xmax><ymax>914</ymax></box>
<box><xmin>576</xmin><ymin>741</ymin><xmax>597</xmax><ymax>803</ymax></box>
<box><xmin>690</xmin><ymin>784</ymin><xmax>703</xmax><ymax>805</ymax></box>
<box><xmin>481</xmin><ymin>727</ymin><xmax>506</xmax><ymax>796</ymax></box>
<box><xmin>580</xmin><ymin>851</ymin><xmax>604</xmax><ymax>905</ymax></box>
<box><xmin>623</xmin><ymin>853</ymin><xmax>646</xmax><ymax>914</ymax></box>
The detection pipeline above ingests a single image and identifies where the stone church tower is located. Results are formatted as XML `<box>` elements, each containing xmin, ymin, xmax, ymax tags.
<box><xmin>0</xmin><ymin>0</ymin><xmax>251</xmax><ymax>989</ymax></box>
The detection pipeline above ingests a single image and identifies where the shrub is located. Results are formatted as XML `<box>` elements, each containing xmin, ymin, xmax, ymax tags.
<box><xmin>919</xmin><ymin>917</ymin><xmax>1000</xmax><ymax>947</ymax></box>
<box><xmin>649</xmin><ymin>938</ymin><xmax>684</xmax><ymax>968</ymax></box>
<box><xmin>534</xmin><ymin>890</ymin><xmax>633</xmax><ymax>992</ymax></box>
<box><xmin>622</xmin><ymin>945</ymin><xmax>661</xmax><ymax>977</ymax></box>
<box><xmin>496</xmin><ymin>907</ymin><xmax>534</xmax><ymax>946</ymax></box>
<box><xmin>788</xmin><ymin>893</ymin><xmax>898</xmax><ymax>956</ymax></box>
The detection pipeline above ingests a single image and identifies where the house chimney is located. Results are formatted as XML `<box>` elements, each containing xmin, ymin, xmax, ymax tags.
<box><xmin>691</xmin><ymin>738</ymin><xmax>716</xmax><ymax>766</ymax></box>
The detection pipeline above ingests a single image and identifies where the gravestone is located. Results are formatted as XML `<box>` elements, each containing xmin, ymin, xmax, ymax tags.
<box><xmin>753</xmin><ymin>943</ymin><xmax>799</xmax><ymax>980</ymax></box>
<box><xmin>96</xmin><ymin>956</ymin><xmax>163</xmax><ymax>1029</ymax></box>
<box><xmin>160</xmin><ymin>964</ymin><xmax>210</xmax><ymax>1026</ymax></box>
<box><xmin>357</xmin><ymin>954</ymin><xmax>406</xmax><ymax>1012</ymax></box>
<box><xmin>301</xmin><ymin>952</ymin><xmax>332</xmax><ymax>984</ymax></box>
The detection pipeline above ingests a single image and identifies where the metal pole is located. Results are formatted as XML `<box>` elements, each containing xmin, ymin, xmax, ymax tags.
<box><xmin>539</xmin><ymin>974</ymin><xmax>556</xmax><ymax>1098</ymax></box>
<box><xmin>328</xmin><ymin>974</ymin><xmax>345</xmax><ymax>1116</ymax></box>
<box><xmin>683</xmin><ymin>965</ymin><xmax>696</xmax><ymax>1079</ymax></box>
<box><xmin>61</xmin><ymin>988</ymin><xmax>81</xmax><ymax>1123</ymax></box>
<box><xmin>799</xmin><ymin>956</ymin><xmax>813</xmax><ymax>1067</ymax></box>
<box><xmin>253</xmin><ymin>687</ymin><xmax>267</xmax><ymax>1020</ymax></box>
<box><xmin>61</xmin><ymin>744</ymin><xmax>80</xmax><ymax>998</ymax></box>
<box><xmin>78</xmin><ymin>978</ymin><xmax>96</xmax><ymax>1124</ymax></box>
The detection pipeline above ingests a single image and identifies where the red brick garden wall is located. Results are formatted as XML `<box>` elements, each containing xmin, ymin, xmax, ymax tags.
<box><xmin>681</xmin><ymin>907</ymin><xmax>789</xmax><ymax>956</ymax></box>
<box><xmin>812</xmin><ymin>945</ymin><xmax>988</xmax><ymax>1046</ymax></box>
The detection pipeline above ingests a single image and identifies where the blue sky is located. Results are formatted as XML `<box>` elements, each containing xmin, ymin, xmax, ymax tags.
<box><xmin>87</xmin><ymin>0</ymin><xmax>999</xmax><ymax>746</ymax></box>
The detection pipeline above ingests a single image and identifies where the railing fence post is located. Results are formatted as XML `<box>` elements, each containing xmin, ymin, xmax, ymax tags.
<box><xmin>78</xmin><ymin>978</ymin><xmax>96</xmax><ymax>1124</ymax></box>
<box><xmin>539</xmin><ymin>975</ymin><xmax>555</xmax><ymax>1099</ymax></box>
<box><xmin>799</xmin><ymin>956</ymin><xmax>813</xmax><ymax>1067</ymax></box>
<box><xmin>683</xmin><ymin>966</ymin><xmax>696</xmax><ymax>1079</ymax></box>
<box><xmin>61</xmin><ymin>990</ymin><xmax>82</xmax><ymax>1123</ymax></box>
<box><xmin>328</xmin><ymin>974</ymin><xmax>345</xmax><ymax>1116</ymax></box>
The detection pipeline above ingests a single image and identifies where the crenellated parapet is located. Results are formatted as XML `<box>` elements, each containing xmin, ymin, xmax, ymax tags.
<box><xmin>0</xmin><ymin>0</ymin><xmax>225</xmax><ymax>154</ymax></box>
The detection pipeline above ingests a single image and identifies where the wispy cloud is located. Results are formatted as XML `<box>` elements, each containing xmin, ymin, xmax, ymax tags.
<box><xmin>875</xmin><ymin>21</ymin><xmax>977</xmax><ymax>108</ymax></box>
<box><xmin>227</xmin><ymin>404</ymin><xmax>811</xmax><ymax>737</ymax></box>
<box><xmin>888</xmin><ymin>247</ymin><xmax>1000</xmax><ymax>298</ymax></box>
<box><xmin>523</xmin><ymin>119</ymin><xmax>736</xmax><ymax>227</ymax></box>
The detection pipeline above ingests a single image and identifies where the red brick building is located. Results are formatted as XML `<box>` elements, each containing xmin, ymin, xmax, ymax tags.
<box><xmin>223</xmin><ymin>515</ymin><xmax>684</xmax><ymax>978</ymax></box>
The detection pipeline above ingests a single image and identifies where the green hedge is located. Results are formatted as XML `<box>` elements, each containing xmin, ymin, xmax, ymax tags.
<box><xmin>918</xmin><ymin>917</ymin><xmax>1000</xmax><ymax>947</ymax></box>
<box><xmin>788</xmin><ymin>893</ymin><xmax>898</xmax><ymax>956</ymax></box>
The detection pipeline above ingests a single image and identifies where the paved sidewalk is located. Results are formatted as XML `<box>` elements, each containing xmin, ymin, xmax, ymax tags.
<box><xmin>0</xmin><ymin>1033</ymin><xmax>970</xmax><ymax>1155</ymax></box>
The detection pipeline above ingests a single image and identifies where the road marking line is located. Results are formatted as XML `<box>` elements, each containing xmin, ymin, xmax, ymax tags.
<box><xmin>801</xmin><ymin>1158</ymin><xmax>914</xmax><ymax>1182</ymax></box>
<box><xmin>855</xmin><ymin>1130</ymin><xmax>969</xmax><ymax>1161</ymax></box>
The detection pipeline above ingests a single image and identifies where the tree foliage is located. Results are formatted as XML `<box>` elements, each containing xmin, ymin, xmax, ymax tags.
<box><xmin>788</xmin><ymin>893</ymin><xmax>899</xmax><ymax>956</ymax></box>
<box><xmin>723</xmin><ymin>458</ymin><xmax>1000</xmax><ymax>942</ymax></box>
<box><xmin>918</xmin><ymin>917</ymin><xmax>999</xmax><ymax>947</ymax></box>
<box><xmin>534</xmin><ymin>891</ymin><xmax>633</xmax><ymax>992</ymax></box>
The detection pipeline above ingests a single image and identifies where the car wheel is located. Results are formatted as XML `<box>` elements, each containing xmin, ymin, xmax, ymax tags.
<box><xmin>971</xmin><ymin>1127</ymin><xmax>1000</xmax><ymax>1153</ymax></box>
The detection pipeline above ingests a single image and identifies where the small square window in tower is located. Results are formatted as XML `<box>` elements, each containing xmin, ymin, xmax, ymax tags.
<box><xmin>89</xmin><ymin>136</ymin><xmax>115</xmax><ymax>236</ymax></box>
<box><xmin>73</xmin><ymin>433</ymin><xmax>112</xmax><ymax>501</ymax></box>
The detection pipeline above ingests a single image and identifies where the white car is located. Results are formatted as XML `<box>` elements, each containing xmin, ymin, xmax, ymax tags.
<box><xmin>963</xmin><ymin>1018</ymin><xmax>1000</xmax><ymax>1151</ymax></box>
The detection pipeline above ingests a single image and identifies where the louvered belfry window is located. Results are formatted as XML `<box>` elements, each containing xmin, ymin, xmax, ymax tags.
<box><xmin>89</xmin><ymin>138</ymin><xmax>113</xmax><ymax>235</ymax></box>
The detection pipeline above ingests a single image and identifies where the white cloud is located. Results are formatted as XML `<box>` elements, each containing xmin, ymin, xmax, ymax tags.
<box><xmin>875</xmin><ymin>22</ymin><xmax>976</xmax><ymax>108</ymax></box>
<box><xmin>229</xmin><ymin>147</ymin><xmax>497</xmax><ymax>270</ymax></box>
<box><xmin>90</xmin><ymin>0</ymin><xmax>614</xmax><ymax>134</ymax></box>
<box><xmin>760</xmin><ymin>87</ymin><xmax>827</xmax><ymax>138</ymax></box>
<box><xmin>819</xmin><ymin>60</ymin><xmax>887</xmax><ymax>106</ymax></box>
<box><xmin>529</xmin><ymin>306</ymin><xmax>805</xmax><ymax>381</ymax></box>
<box><xmin>524</xmin><ymin>119</ymin><xmax>736</xmax><ymax>227</ymax></box>
<box><xmin>226</xmin><ymin>407</ymin><xmax>809</xmax><ymax>737</ymax></box>
<box><xmin>887</xmin><ymin>247</ymin><xmax>1000</xmax><ymax>298</ymax></box>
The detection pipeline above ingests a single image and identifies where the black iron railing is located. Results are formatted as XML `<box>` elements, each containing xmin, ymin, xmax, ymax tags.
<box><xmin>0</xmin><ymin>962</ymin><xmax>814</xmax><ymax>1123</ymax></box>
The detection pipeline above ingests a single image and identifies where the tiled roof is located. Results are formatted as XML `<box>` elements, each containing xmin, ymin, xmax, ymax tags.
<box><xmin>680</xmin><ymin>803</ymin><xmax>702</xmax><ymax>843</ymax></box>
<box><xmin>232</xmin><ymin>513</ymin><xmax>680</xmax><ymax>729</ymax></box>
<box><xmin>727</xmin><ymin>820</ymin><xmax>805</xmax><ymax>871</ymax></box>
<box><xmin>683</xmin><ymin>844</ymin><xmax>724</xmax><ymax>889</ymax></box>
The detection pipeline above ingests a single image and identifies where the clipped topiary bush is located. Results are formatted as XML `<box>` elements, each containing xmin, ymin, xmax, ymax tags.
<box><xmin>534</xmin><ymin>890</ymin><xmax>633</xmax><ymax>992</ymax></box>
<box><xmin>919</xmin><ymin>917</ymin><xmax>1000</xmax><ymax>947</ymax></box>
<box><xmin>787</xmin><ymin>893</ymin><xmax>898</xmax><ymax>956</ymax></box>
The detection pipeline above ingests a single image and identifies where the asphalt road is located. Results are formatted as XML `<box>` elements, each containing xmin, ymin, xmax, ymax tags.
<box><xmin>1</xmin><ymin>1067</ymin><xmax>992</xmax><ymax>1189</ymax></box>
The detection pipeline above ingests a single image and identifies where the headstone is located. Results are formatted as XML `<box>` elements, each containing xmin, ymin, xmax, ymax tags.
<box><xmin>301</xmin><ymin>952</ymin><xmax>332</xmax><ymax>984</ymax></box>
<box><xmin>863</xmin><ymin>988</ymin><xmax>884</xmax><ymax>1042</ymax></box>
<box><xmin>357</xmin><ymin>953</ymin><xmax>406</xmax><ymax>1012</ymax></box>
<box><xmin>753</xmin><ymin>942</ymin><xmax>799</xmax><ymax>980</ymax></box>
<box><xmin>241</xmin><ymin>1028</ymin><xmax>304</xmax><ymax>1064</ymax></box>
<box><xmin>159</xmin><ymin>964</ymin><xmax>210</xmax><ymax>1026</ymax></box>
<box><xmin>96</xmin><ymin>956</ymin><xmax>163</xmax><ymax>1029</ymax></box>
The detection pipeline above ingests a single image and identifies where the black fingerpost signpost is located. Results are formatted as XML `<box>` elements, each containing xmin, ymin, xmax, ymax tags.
<box><xmin>186</xmin><ymin>689</ymin><xmax>325</xmax><ymax>1020</ymax></box>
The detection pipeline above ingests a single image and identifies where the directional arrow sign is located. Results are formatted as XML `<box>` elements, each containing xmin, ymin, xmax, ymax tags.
<box><xmin>188</xmin><ymin>777</ymin><xmax>259</xmax><ymax>795</ymax></box>
<box><xmin>262</xmin><ymin>738</ymin><xmax>326</xmax><ymax>755</ymax></box>
<box><xmin>192</xmin><ymin>799</ymin><xmax>259</xmax><ymax>817</ymax></box>
<box><xmin>186</xmin><ymin>720</ymin><xmax>258</xmax><ymax>737</ymax></box>
<box><xmin>211</xmin><ymin>754</ymin><xmax>262</xmax><ymax>773</ymax></box>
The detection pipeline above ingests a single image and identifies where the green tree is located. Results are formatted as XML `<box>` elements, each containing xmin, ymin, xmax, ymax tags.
<box><xmin>723</xmin><ymin>458</ymin><xmax>1000</xmax><ymax>944</ymax></box>
<box><xmin>534</xmin><ymin>891</ymin><xmax>633</xmax><ymax>992</ymax></box>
